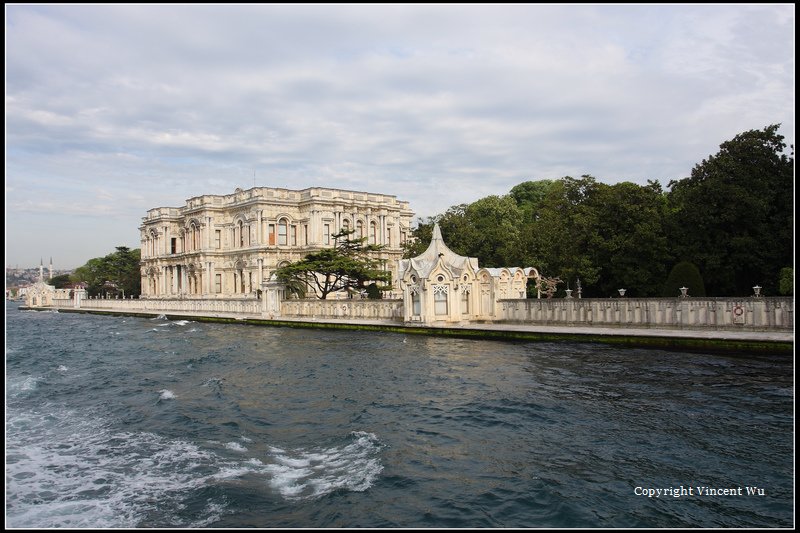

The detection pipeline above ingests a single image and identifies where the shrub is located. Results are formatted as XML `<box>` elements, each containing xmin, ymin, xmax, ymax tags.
<box><xmin>779</xmin><ymin>267</ymin><xmax>793</xmax><ymax>295</ymax></box>
<box><xmin>663</xmin><ymin>261</ymin><xmax>706</xmax><ymax>297</ymax></box>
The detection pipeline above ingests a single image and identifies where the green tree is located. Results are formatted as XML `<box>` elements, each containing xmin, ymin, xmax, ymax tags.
<box><xmin>404</xmin><ymin>196</ymin><xmax>524</xmax><ymax>268</ymax></box>
<box><xmin>462</xmin><ymin>195</ymin><xmax>524</xmax><ymax>267</ymax></box>
<box><xmin>510</xmin><ymin>179</ymin><xmax>556</xmax><ymax>220</ymax></box>
<box><xmin>48</xmin><ymin>274</ymin><xmax>72</xmax><ymax>289</ymax></box>
<box><xmin>276</xmin><ymin>229</ymin><xmax>391</xmax><ymax>299</ymax></box>
<box><xmin>73</xmin><ymin>247</ymin><xmax>141</xmax><ymax>297</ymax></box>
<box><xmin>525</xmin><ymin>176</ymin><xmax>602</xmax><ymax>294</ymax></box>
<box><xmin>586</xmin><ymin>180</ymin><xmax>671</xmax><ymax>297</ymax></box>
<box><xmin>667</xmin><ymin>125</ymin><xmax>793</xmax><ymax>295</ymax></box>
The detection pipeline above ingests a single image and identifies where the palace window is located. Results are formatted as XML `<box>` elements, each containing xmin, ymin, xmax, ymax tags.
<box><xmin>434</xmin><ymin>285</ymin><xmax>448</xmax><ymax>316</ymax></box>
<box><xmin>369</xmin><ymin>222</ymin><xmax>377</xmax><ymax>245</ymax></box>
<box><xmin>323</xmin><ymin>224</ymin><xmax>330</xmax><ymax>245</ymax></box>
<box><xmin>278</xmin><ymin>218</ymin><xmax>288</xmax><ymax>246</ymax></box>
<box><xmin>215</xmin><ymin>230</ymin><xmax>221</xmax><ymax>249</ymax></box>
<box><xmin>215</xmin><ymin>274</ymin><xmax>222</xmax><ymax>293</ymax></box>
<box><xmin>268</xmin><ymin>224</ymin><xmax>276</xmax><ymax>245</ymax></box>
<box><xmin>291</xmin><ymin>225</ymin><xmax>297</xmax><ymax>246</ymax></box>
<box><xmin>357</xmin><ymin>221</ymin><xmax>364</xmax><ymax>239</ymax></box>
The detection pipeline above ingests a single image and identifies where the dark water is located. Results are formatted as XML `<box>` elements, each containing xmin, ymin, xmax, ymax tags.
<box><xmin>5</xmin><ymin>303</ymin><xmax>794</xmax><ymax>528</ymax></box>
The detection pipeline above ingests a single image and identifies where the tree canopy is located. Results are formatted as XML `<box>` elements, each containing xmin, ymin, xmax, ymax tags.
<box><xmin>406</xmin><ymin>125</ymin><xmax>793</xmax><ymax>297</ymax></box>
<box><xmin>667</xmin><ymin>124</ymin><xmax>793</xmax><ymax>295</ymax></box>
<box><xmin>72</xmin><ymin>246</ymin><xmax>141</xmax><ymax>297</ymax></box>
<box><xmin>276</xmin><ymin>229</ymin><xmax>391</xmax><ymax>299</ymax></box>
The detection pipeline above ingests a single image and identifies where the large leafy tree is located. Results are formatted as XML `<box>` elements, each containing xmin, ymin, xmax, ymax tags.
<box><xmin>276</xmin><ymin>229</ymin><xmax>391</xmax><ymax>299</ymax></box>
<box><xmin>585</xmin><ymin>180</ymin><xmax>671</xmax><ymax>297</ymax></box>
<box><xmin>525</xmin><ymin>176</ymin><xmax>602</xmax><ymax>293</ymax></box>
<box><xmin>73</xmin><ymin>246</ymin><xmax>141</xmax><ymax>297</ymax></box>
<box><xmin>404</xmin><ymin>196</ymin><xmax>524</xmax><ymax>268</ymax></box>
<box><xmin>667</xmin><ymin>124</ymin><xmax>793</xmax><ymax>295</ymax></box>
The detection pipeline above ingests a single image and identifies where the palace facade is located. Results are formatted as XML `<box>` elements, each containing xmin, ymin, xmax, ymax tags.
<box><xmin>139</xmin><ymin>187</ymin><xmax>414</xmax><ymax>299</ymax></box>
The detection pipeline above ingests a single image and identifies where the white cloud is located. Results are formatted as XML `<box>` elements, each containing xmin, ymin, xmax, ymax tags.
<box><xmin>5</xmin><ymin>4</ymin><xmax>794</xmax><ymax>268</ymax></box>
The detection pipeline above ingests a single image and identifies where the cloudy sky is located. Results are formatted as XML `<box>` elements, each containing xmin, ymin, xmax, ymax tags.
<box><xmin>6</xmin><ymin>4</ymin><xmax>794</xmax><ymax>269</ymax></box>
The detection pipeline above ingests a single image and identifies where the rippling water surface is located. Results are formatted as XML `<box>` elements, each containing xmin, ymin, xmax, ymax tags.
<box><xmin>5</xmin><ymin>303</ymin><xmax>793</xmax><ymax>527</ymax></box>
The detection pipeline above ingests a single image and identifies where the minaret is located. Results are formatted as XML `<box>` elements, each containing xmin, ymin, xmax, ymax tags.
<box><xmin>39</xmin><ymin>258</ymin><xmax>44</xmax><ymax>282</ymax></box>
<box><xmin>49</xmin><ymin>257</ymin><xmax>53</xmax><ymax>280</ymax></box>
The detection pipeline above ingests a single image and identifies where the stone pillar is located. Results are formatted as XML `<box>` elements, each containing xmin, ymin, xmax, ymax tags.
<box><xmin>262</xmin><ymin>278</ymin><xmax>284</xmax><ymax>318</ymax></box>
<box><xmin>73</xmin><ymin>288</ymin><xmax>86</xmax><ymax>308</ymax></box>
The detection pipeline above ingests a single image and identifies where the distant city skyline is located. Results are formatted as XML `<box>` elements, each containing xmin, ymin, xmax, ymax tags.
<box><xmin>6</xmin><ymin>4</ymin><xmax>794</xmax><ymax>269</ymax></box>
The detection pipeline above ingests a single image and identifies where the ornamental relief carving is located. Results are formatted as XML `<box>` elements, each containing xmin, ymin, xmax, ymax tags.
<box><xmin>433</xmin><ymin>284</ymin><xmax>448</xmax><ymax>295</ymax></box>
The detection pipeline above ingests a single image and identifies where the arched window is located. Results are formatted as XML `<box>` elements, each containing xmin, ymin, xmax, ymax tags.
<box><xmin>357</xmin><ymin>221</ymin><xmax>364</xmax><ymax>239</ymax></box>
<box><xmin>434</xmin><ymin>285</ymin><xmax>448</xmax><ymax>316</ymax></box>
<box><xmin>369</xmin><ymin>222</ymin><xmax>377</xmax><ymax>245</ymax></box>
<box><xmin>342</xmin><ymin>219</ymin><xmax>350</xmax><ymax>234</ymax></box>
<box><xmin>238</xmin><ymin>220</ymin><xmax>245</xmax><ymax>248</ymax></box>
<box><xmin>278</xmin><ymin>218</ymin><xmax>288</xmax><ymax>246</ymax></box>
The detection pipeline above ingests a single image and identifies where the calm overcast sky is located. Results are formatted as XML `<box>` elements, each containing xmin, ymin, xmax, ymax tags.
<box><xmin>6</xmin><ymin>4</ymin><xmax>795</xmax><ymax>269</ymax></box>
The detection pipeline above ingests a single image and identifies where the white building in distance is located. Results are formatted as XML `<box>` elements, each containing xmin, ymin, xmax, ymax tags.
<box><xmin>139</xmin><ymin>187</ymin><xmax>414</xmax><ymax>299</ymax></box>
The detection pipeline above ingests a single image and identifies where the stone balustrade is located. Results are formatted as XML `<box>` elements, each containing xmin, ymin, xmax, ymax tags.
<box><xmin>42</xmin><ymin>294</ymin><xmax>793</xmax><ymax>332</ymax></box>
<box><xmin>76</xmin><ymin>297</ymin><xmax>263</xmax><ymax>316</ymax></box>
<box><xmin>280</xmin><ymin>298</ymin><xmax>404</xmax><ymax>320</ymax></box>
<box><xmin>497</xmin><ymin>297</ymin><xmax>793</xmax><ymax>330</ymax></box>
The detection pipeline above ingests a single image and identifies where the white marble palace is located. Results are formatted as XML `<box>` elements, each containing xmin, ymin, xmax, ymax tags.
<box><xmin>139</xmin><ymin>187</ymin><xmax>414</xmax><ymax>299</ymax></box>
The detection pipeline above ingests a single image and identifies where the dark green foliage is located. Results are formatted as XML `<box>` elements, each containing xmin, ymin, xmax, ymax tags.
<box><xmin>276</xmin><ymin>229</ymin><xmax>391</xmax><ymax>299</ymax></box>
<box><xmin>407</xmin><ymin>125</ymin><xmax>791</xmax><ymax>298</ymax></box>
<box><xmin>366</xmin><ymin>283</ymin><xmax>383</xmax><ymax>299</ymax></box>
<box><xmin>48</xmin><ymin>274</ymin><xmax>72</xmax><ymax>289</ymax></box>
<box><xmin>405</xmin><ymin>197</ymin><xmax>524</xmax><ymax>267</ymax></box>
<box><xmin>667</xmin><ymin>124</ymin><xmax>793</xmax><ymax>295</ymax></box>
<box><xmin>663</xmin><ymin>261</ymin><xmax>706</xmax><ymax>297</ymax></box>
<box><xmin>778</xmin><ymin>267</ymin><xmax>793</xmax><ymax>296</ymax></box>
<box><xmin>73</xmin><ymin>246</ymin><xmax>141</xmax><ymax>297</ymax></box>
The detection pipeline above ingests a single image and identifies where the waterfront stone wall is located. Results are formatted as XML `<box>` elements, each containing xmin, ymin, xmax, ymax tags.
<box><xmin>74</xmin><ymin>297</ymin><xmax>263</xmax><ymax>316</ymax></box>
<box><xmin>40</xmin><ymin>294</ymin><xmax>793</xmax><ymax>332</ymax></box>
<box><xmin>497</xmin><ymin>297</ymin><xmax>794</xmax><ymax>330</ymax></box>
<box><xmin>281</xmin><ymin>298</ymin><xmax>404</xmax><ymax>320</ymax></box>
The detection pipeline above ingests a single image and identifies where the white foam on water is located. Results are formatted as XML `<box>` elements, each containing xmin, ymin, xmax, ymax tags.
<box><xmin>263</xmin><ymin>431</ymin><xmax>384</xmax><ymax>501</ymax></box>
<box><xmin>158</xmin><ymin>389</ymin><xmax>176</xmax><ymax>400</ymax></box>
<box><xmin>152</xmin><ymin>314</ymin><xmax>168</xmax><ymax>320</ymax></box>
<box><xmin>6</xmin><ymin>408</ymin><xmax>230</xmax><ymax>528</ymax></box>
<box><xmin>7</xmin><ymin>376</ymin><xmax>41</xmax><ymax>394</ymax></box>
<box><xmin>57</xmin><ymin>365</ymin><xmax>69</xmax><ymax>372</ymax></box>
<box><xmin>225</xmin><ymin>441</ymin><xmax>248</xmax><ymax>453</ymax></box>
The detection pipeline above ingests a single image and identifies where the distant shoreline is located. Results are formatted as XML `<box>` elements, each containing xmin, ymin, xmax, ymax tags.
<box><xmin>18</xmin><ymin>305</ymin><xmax>793</xmax><ymax>355</ymax></box>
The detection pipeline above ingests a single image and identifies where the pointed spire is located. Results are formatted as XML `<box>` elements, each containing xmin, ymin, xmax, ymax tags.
<box><xmin>432</xmin><ymin>223</ymin><xmax>443</xmax><ymax>243</ymax></box>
